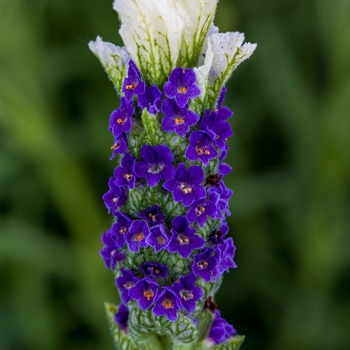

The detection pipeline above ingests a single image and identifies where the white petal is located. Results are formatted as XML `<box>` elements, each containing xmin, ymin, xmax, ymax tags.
<box><xmin>113</xmin><ymin>0</ymin><xmax>184</xmax><ymax>85</ymax></box>
<box><xmin>88</xmin><ymin>36</ymin><xmax>130</xmax><ymax>94</ymax></box>
<box><xmin>175</xmin><ymin>0</ymin><xmax>219</xmax><ymax>67</ymax></box>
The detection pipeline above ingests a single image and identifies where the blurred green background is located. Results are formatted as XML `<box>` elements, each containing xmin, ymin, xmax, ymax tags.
<box><xmin>1</xmin><ymin>0</ymin><xmax>350</xmax><ymax>349</ymax></box>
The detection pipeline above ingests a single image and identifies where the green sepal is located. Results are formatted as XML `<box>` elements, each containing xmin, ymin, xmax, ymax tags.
<box><xmin>212</xmin><ymin>335</ymin><xmax>245</xmax><ymax>350</ymax></box>
<box><xmin>104</xmin><ymin>302</ymin><xmax>140</xmax><ymax>350</ymax></box>
<box><xmin>196</xmin><ymin>309</ymin><xmax>214</xmax><ymax>342</ymax></box>
<box><xmin>141</xmin><ymin>109</ymin><xmax>166</xmax><ymax>146</ymax></box>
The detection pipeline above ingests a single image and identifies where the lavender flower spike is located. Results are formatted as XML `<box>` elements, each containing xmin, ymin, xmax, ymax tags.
<box><xmin>92</xmin><ymin>0</ymin><xmax>256</xmax><ymax>348</ymax></box>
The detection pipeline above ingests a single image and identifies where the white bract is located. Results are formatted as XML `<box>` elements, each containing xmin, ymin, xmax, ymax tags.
<box><xmin>88</xmin><ymin>36</ymin><xmax>130</xmax><ymax>94</ymax></box>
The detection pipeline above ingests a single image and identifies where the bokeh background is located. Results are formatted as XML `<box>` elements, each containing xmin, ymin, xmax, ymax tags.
<box><xmin>1</xmin><ymin>0</ymin><xmax>350</xmax><ymax>349</ymax></box>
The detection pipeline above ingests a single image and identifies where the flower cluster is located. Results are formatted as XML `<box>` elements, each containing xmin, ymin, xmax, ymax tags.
<box><xmin>90</xmin><ymin>0</ymin><xmax>256</xmax><ymax>348</ymax></box>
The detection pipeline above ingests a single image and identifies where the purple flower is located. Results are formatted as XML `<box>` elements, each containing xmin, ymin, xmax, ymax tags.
<box><xmin>140</xmin><ymin>262</ymin><xmax>168</xmax><ymax>279</ymax></box>
<box><xmin>161</xmin><ymin>98</ymin><xmax>199</xmax><ymax>136</ymax></box>
<box><xmin>215</xmin><ymin>238</ymin><xmax>237</xmax><ymax>277</ymax></box>
<box><xmin>109</xmin><ymin>97</ymin><xmax>134</xmax><ymax>137</ymax></box>
<box><xmin>125</xmin><ymin>220</ymin><xmax>150</xmax><ymax>252</ymax></box>
<box><xmin>110</xmin><ymin>212</ymin><xmax>132</xmax><ymax>248</ymax></box>
<box><xmin>208</xmin><ymin>181</ymin><xmax>233</xmax><ymax>218</ymax></box>
<box><xmin>110</xmin><ymin>133</ymin><xmax>128</xmax><ymax>160</ymax></box>
<box><xmin>209</xmin><ymin>223</ymin><xmax>229</xmax><ymax>245</ymax></box>
<box><xmin>186</xmin><ymin>197</ymin><xmax>218</xmax><ymax>227</ymax></box>
<box><xmin>219</xmin><ymin>163</ymin><xmax>232</xmax><ymax>177</ymax></box>
<box><xmin>168</xmin><ymin>215</ymin><xmax>205</xmax><ymax>258</ymax></box>
<box><xmin>192</xmin><ymin>248</ymin><xmax>218</xmax><ymax>282</ymax></box>
<box><xmin>163</xmin><ymin>67</ymin><xmax>200</xmax><ymax>108</ymax></box>
<box><xmin>114</xmin><ymin>304</ymin><xmax>129</xmax><ymax>332</ymax></box>
<box><xmin>100</xmin><ymin>231</ymin><xmax>125</xmax><ymax>270</ymax></box>
<box><xmin>114</xmin><ymin>153</ymin><xmax>136</xmax><ymax>189</ymax></box>
<box><xmin>138</xmin><ymin>85</ymin><xmax>162</xmax><ymax>115</ymax></box>
<box><xmin>145</xmin><ymin>224</ymin><xmax>170</xmax><ymax>252</ymax></box>
<box><xmin>185</xmin><ymin>131</ymin><xmax>218</xmax><ymax>166</ymax></box>
<box><xmin>102</xmin><ymin>177</ymin><xmax>128</xmax><ymax>214</ymax></box>
<box><xmin>138</xmin><ymin>205</ymin><xmax>165</xmax><ymax>226</ymax></box>
<box><xmin>116</xmin><ymin>268</ymin><xmax>139</xmax><ymax>304</ymax></box>
<box><xmin>129</xmin><ymin>278</ymin><xmax>159</xmax><ymax>310</ymax></box>
<box><xmin>172</xmin><ymin>274</ymin><xmax>204</xmax><ymax>314</ymax></box>
<box><xmin>153</xmin><ymin>287</ymin><xmax>180</xmax><ymax>322</ymax></box>
<box><xmin>163</xmin><ymin>163</ymin><xmax>206</xmax><ymax>207</ymax></box>
<box><xmin>207</xmin><ymin>310</ymin><xmax>236</xmax><ymax>345</ymax></box>
<box><xmin>217</xmin><ymin>86</ymin><xmax>227</xmax><ymax>108</ymax></box>
<box><xmin>200</xmin><ymin>110</ymin><xmax>233</xmax><ymax>151</ymax></box>
<box><xmin>122</xmin><ymin>60</ymin><xmax>145</xmax><ymax>102</ymax></box>
<box><xmin>135</xmin><ymin>145</ymin><xmax>175</xmax><ymax>187</ymax></box>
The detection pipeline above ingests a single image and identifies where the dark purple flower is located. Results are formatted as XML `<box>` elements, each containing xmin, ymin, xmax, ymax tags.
<box><xmin>200</xmin><ymin>110</ymin><xmax>233</xmax><ymax>151</ymax></box>
<box><xmin>114</xmin><ymin>153</ymin><xmax>136</xmax><ymax>189</ymax></box>
<box><xmin>192</xmin><ymin>248</ymin><xmax>218</xmax><ymax>282</ymax></box>
<box><xmin>161</xmin><ymin>98</ymin><xmax>199</xmax><ymax>136</ymax></box>
<box><xmin>110</xmin><ymin>133</ymin><xmax>128</xmax><ymax>160</ymax></box>
<box><xmin>138</xmin><ymin>85</ymin><xmax>162</xmax><ymax>115</ymax></box>
<box><xmin>114</xmin><ymin>304</ymin><xmax>129</xmax><ymax>332</ymax></box>
<box><xmin>135</xmin><ymin>145</ymin><xmax>175</xmax><ymax>187</ymax></box>
<box><xmin>100</xmin><ymin>230</ymin><xmax>125</xmax><ymax>270</ymax></box>
<box><xmin>140</xmin><ymin>262</ymin><xmax>168</xmax><ymax>279</ymax></box>
<box><xmin>116</xmin><ymin>268</ymin><xmax>139</xmax><ymax>304</ymax></box>
<box><xmin>186</xmin><ymin>196</ymin><xmax>218</xmax><ymax>227</ymax></box>
<box><xmin>153</xmin><ymin>287</ymin><xmax>180</xmax><ymax>322</ymax></box>
<box><xmin>215</xmin><ymin>238</ymin><xmax>237</xmax><ymax>276</ymax></box>
<box><xmin>109</xmin><ymin>97</ymin><xmax>134</xmax><ymax>137</ymax></box>
<box><xmin>122</xmin><ymin>60</ymin><xmax>146</xmax><ymax>102</ymax></box>
<box><xmin>163</xmin><ymin>67</ymin><xmax>200</xmax><ymax>108</ymax></box>
<box><xmin>102</xmin><ymin>177</ymin><xmax>128</xmax><ymax>214</ymax></box>
<box><xmin>128</xmin><ymin>278</ymin><xmax>159</xmax><ymax>310</ymax></box>
<box><xmin>219</xmin><ymin>163</ymin><xmax>232</xmax><ymax>177</ymax></box>
<box><xmin>163</xmin><ymin>163</ymin><xmax>206</xmax><ymax>207</ymax></box>
<box><xmin>217</xmin><ymin>86</ymin><xmax>227</xmax><ymax>108</ymax></box>
<box><xmin>138</xmin><ymin>205</ymin><xmax>165</xmax><ymax>226</ymax></box>
<box><xmin>110</xmin><ymin>212</ymin><xmax>133</xmax><ymax>248</ymax></box>
<box><xmin>167</xmin><ymin>216</ymin><xmax>204</xmax><ymax>258</ymax></box>
<box><xmin>145</xmin><ymin>224</ymin><xmax>170</xmax><ymax>252</ymax></box>
<box><xmin>125</xmin><ymin>220</ymin><xmax>150</xmax><ymax>252</ymax></box>
<box><xmin>209</xmin><ymin>223</ymin><xmax>229</xmax><ymax>245</ymax></box>
<box><xmin>172</xmin><ymin>274</ymin><xmax>204</xmax><ymax>314</ymax></box>
<box><xmin>207</xmin><ymin>310</ymin><xmax>236</xmax><ymax>345</ymax></box>
<box><xmin>208</xmin><ymin>181</ymin><xmax>233</xmax><ymax>218</ymax></box>
<box><xmin>185</xmin><ymin>131</ymin><xmax>218</xmax><ymax>166</ymax></box>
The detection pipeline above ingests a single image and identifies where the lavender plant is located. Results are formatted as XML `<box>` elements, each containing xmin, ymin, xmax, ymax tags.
<box><xmin>89</xmin><ymin>1</ymin><xmax>256</xmax><ymax>349</ymax></box>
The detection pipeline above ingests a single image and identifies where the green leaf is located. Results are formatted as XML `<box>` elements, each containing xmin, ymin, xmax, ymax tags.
<box><xmin>212</xmin><ymin>336</ymin><xmax>245</xmax><ymax>350</ymax></box>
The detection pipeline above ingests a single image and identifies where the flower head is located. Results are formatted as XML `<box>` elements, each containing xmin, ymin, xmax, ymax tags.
<box><xmin>138</xmin><ymin>84</ymin><xmax>162</xmax><ymax>115</ymax></box>
<box><xmin>138</xmin><ymin>205</ymin><xmax>165</xmax><ymax>226</ymax></box>
<box><xmin>110</xmin><ymin>212</ymin><xmax>132</xmax><ymax>248</ymax></box>
<box><xmin>110</xmin><ymin>132</ymin><xmax>128</xmax><ymax>160</ymax></box>
<box><xmin>140</xmin><ymin>262</ymin><xmax>168</xmax><ymax>279</ymax></box>
<box><xmin>129</xmin><ymin>279</ymin><xmax>159</xmax><ymax>310</ymax></box>
<box><xmin>145</xmin><ymin>224</ymin><xmax>170</xmax><ymax>253</ymax></box>
<box><xmin>153</xmin><ymin>287</ymin><xmax>180</xmax><ymax>322</ymax></box>
<box><xmin>116</xmin><ymin>268</ymin><xmax>139</xmax><ymax>303</ymax></box>
<box><xmin>109</xmin><ymin>97</ymin><xmax>134</xmax><ymax>137</ymax></box>
<box><xmin>164</xmin><ymin>67</ymin><xmax>200</xmax><ymax>107</ymax></box>
<box><xmin>207</xmin><ymin>310</ymin><xmax>236</xmax><ymax>345</ymax></box>
<box><xmin>114</xmin><ymin>153</ymin><xmax>136</xmax><ymax>189</ymax></box>
<box><xmin>192</xmin><ymin>248</ymin><xmax>218</xmax><ymax>282</ymax></box>
<box><xmin>122</xmin><ymin>60</ymin><xmax>145</xmax><ymax>101</ymax></box>
<box><xmin>125</xmin><ymin>220</ymin><xmax>150</xmax><ymax>252</ymax></box>
<box><xmin>100</xmin><ymin>230</ymin><xmax>125</xmax><ymax>270</ymax></box>
<box><xmin>114</xmin><ymin>304</ymin><xmax>130</xmax><ymax>332</ymax></box>
<box><xmin>102</xmin><ymin>177</ymin><xmax>128</xmax><ymax>214</ymax></box>
<box><xmin>187</xmin><ymin>197</ymin><xmax>218</xmax><ymax>227</ymax></box>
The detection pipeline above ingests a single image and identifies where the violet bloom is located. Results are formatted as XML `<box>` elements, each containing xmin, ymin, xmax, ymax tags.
<box><xmin>153</xmin><ymin>287</ymin><xmax>180</xmax><ymax>322</ymax></box>
<box><xmin>138</xmin><ymin>85</ymin><xmax>162</xmax><ymax>115</ymax></box>
<box><xmin>116</xmin><ymin>268</ymin><xmax>139</xmax><ymax>304</ymax></box>
<box><xmin>110</xmin><ymin>132</ymin><xmax>128</xmax><ymax>160</ymax></box>
<box><xmin>102</xmin><ymin>177</ymin><xmax>128</xmax><ymax>214</ymax></box>
<box><xmin>172</xmin><ymin>274</ymin><xmax>203</xmax><ymax>314</ymax></box>
<box><xmin>217</xmin><ymin>86</ymin><xmax>227</xmax><ymax>108</ymax></box>
<box><xmin>114</xmin><ymin>153</ymin><xmax>136</xmax><ymax>189</ymax></box>
<box><xmin>122</xmin><ymin>60</ymin><xmax>145</xmax><ymax>102</ymax></box>
<box><xmin>145</xmin><ymin>224</ymin><xmax>169</xmax><ymax>252</ymax></box>
<box><xmin>208</xmin><ymin>181</ymin><xmax>233</xmax><ymax>218</ymax></box>
<box><xmin>128</xmin><ymin>279</ymin><xmax>159</xmax><ymax>310</ymax></box>
<box><xmin>100</xmin><ymin>230</ymin><xmax>125</xmax><ymax>270</ymax></box>
<box><xmin>163</xmin><ymin>163</ymin><xmax>206</xmax><ymax>207</ymax></box>
<box><xmin>207</xmin><ymin>310</ymin><xmax>236</xmax><ymax>345</ymax></box>
<box><xmin>215</xmin><ymin>238</ymin><xmax>237</xmax><ymax>276</ymax></box>
<box><xmin>114</xmin><ymin>304</ymin><xmax>129</xmax><ymax>333</ymax></box>
<box><xmin>109</xmin><ymin>97</ymin><xmax>134</xmax><ymax>137</ymax></box>
<box><xmin>161</xmin><ymin>98</ymin><xmax>199</xmax><ymax>136</ymax></box>
<box><xmin>192</xmin><ymin>248</ymin><xmax>218</xmax><ymax>282</ymax></box>
<box><xmin>163</xmin><ymin>67</ymin><xmax>200</xmax><ymax>108</ymax></box>
<box><xmin>185</xmin><ymin>131</ymin><xmax>218</xmax><ymax>166</ymax></box>
<box><xmin>110</xmin><ymin>212</ymin><xmax>132</xmax><ymax>248</ymax></box>
<box><xmin>168</xmin><ymin>215</ymin><xmax>204</xmax><ymax>258</ymax></box>
<box><xmin>140</xmin><ymin>262</ymin><xmax>168</xmax><ymax>279</ymax></box>
<box><xmin>219</xmin><ymin>163</ymin><xmax>232</xmax><ymax>177</ymax></box>
<box><xmin>138</xmin><ymin>205</ymin><xmax>165</xmax><ymax>226</ymax></box>
<box><xmin>187</xmin><ymin>196</ymin><xmax>218</xmax><ymax>227</ymax></box>
<box><xmin>209</xmin><ymin>223</ymin><xmax>229</xmax><ymax>245</ymax></box>
<box><xmin>135</xmin><ymin>145</ymin><xmax>175</xmax><ymax>187</ymax></box>
<box><xmin>125</xmin><ymin>220</ymin><xmax>150</xmax><ymax>252</ymax></box>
